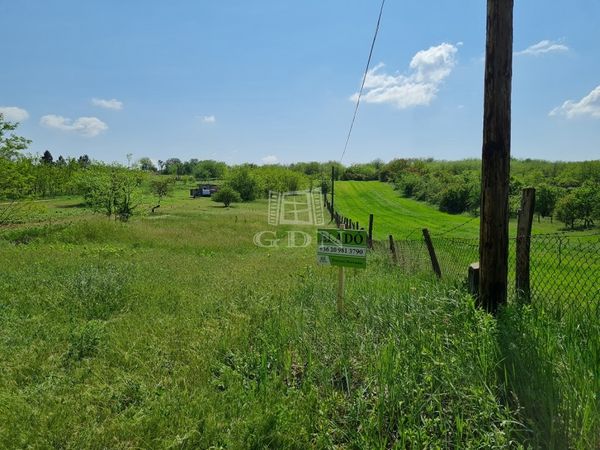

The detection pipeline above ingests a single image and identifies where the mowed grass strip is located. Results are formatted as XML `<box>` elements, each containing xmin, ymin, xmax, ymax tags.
<box><xmin>333</xmin><ymin>180</ymin><xmax>580</xmax><ymax>239</ymax></box>
<box><xmin>333</xmin><ymin>181</ymin><xmax>479</xmax><ymax>239</ymax></box>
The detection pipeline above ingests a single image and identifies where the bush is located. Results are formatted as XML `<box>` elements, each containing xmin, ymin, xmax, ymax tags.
<box><xmin>439</xmin><ymin>185</ymin><xmax>471</xmax><ymax>214</ymax></box>
<box><xmin>255</xmin><ymin>166</ymin><xmax>309</xmax><ymax>195</ymax></box>
<box><xmin>227</xmin><ymin>167</ymin><xmax>260</xmax><ymax>201</ymax></box>
<box><xmin>212</xmin><ymin>185</ymin><xmax>242</xmax><ymax>207</ymax></box>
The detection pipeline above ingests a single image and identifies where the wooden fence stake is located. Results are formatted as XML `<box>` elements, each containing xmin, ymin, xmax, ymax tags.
<box><xmin>468</xmin><ymin>262</ymin><xmax>480</xmax><ymax>303</ymax></box>
<box><xmin>422</xmin><ymin>228</ymin><xmax>442</xmax><ymax>279</ymax></box>
<box><xmin>337</xmin><ymin>224</ymin><xmax>346</xmax><ymax>314</ymax></box>
<box><xmin>368</xmin><ymin>214</ymin><xmax>374</xmax><ymax>248</ymax></box>
<box><xmin>389</xmin><ymin>234</ymin><xmax>398</xmax><ymax>264</ymax></box>
<box><xmin>516</xmin><ymin>187</ymin><xmax>535</xmax><ymax>302</ymax></box>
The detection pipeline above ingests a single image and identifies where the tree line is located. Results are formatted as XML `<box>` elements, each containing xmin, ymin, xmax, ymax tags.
<box><xmin>2</xmin><ymin>113</ymin><xmax>598</xmax><ymax>229</ymax></box>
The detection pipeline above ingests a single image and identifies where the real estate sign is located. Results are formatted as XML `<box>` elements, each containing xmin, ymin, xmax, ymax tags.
<box><xmin>317</xmin><ymin>228</ymin><xmax>367</xmax><ymax>269</ymax></box>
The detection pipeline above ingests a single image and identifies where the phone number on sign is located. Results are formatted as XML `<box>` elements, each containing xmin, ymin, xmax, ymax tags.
<box><xmin>317</xmin><ymin>246</ymin><xmax>366</xmax><ymax>256</ymax></box>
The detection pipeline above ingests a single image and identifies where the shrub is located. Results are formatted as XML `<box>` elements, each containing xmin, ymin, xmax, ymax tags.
<box><xmin>227</xmin><ymin>167</ymin><xmax>260</xmax><ymax>201</ymax></box>
<box><xmin>439</xmin><ymin>185</ymin><xmax>471</xmax><ymax>214</ymax></box>
<box><xmin>212</xmin><ymin>185</ymin><xmax>242</xmax><ymax>207</ymax></box>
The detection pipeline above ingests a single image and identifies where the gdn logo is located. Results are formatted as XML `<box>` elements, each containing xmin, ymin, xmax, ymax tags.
<box><xmin>267</xmin><ymin>188</ymin><xmax>325</xmax><ymax>226</ymax></box>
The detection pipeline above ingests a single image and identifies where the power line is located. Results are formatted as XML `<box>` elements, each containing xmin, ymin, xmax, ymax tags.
<box><xmin>340</xmin><ymin>0</ymin><xmax>386</xmax><ymax>163</ymax></box>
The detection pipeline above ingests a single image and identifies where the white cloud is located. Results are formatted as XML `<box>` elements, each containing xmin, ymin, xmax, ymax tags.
<box><xmin>515</xmin><ymin>39</ymin><xmax>569</xmax><ymax>56</ymax></box>
<box><xmin>352</xmin><ymin>42</ymin><xmax>458</xmax><ymax>109</ymax></box>
<box><xmin>199</xmin><ymin>115</ymin><xmax>216</xmax><ymax>124</ymax></box>
<box><xmin>0</xmin><ymin>106</ymin><xmax>29</xmax><ymax>122</ymax></box>
<box><xmin>40</xmin><ymin>115</ymin><xmax>108</xmax><ymax>136</ymax></box>
<box><xmin>91</xmin><ymin>98</ymin><xmax>123</xmax><ymax>110</ymax></box>
<box><xmin>550</xmin><ymin>85</ymin><xmax>600</xmax><ymax>119</ymax></box>
<box><xmin>261</xmin><ymin>155</ymin><xmax>279</xmax><ymax>164</ymax></box>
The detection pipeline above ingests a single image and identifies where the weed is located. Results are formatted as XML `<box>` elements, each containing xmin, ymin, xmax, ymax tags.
<box><xmin>66</xmin><ymin>263</ymin><xmax>131</xmax><ymax>320</ymax></box>
<box><xmin>63</xmin><ymin>320</ymin><xmax>105</xmax><ymax>363</ymax></box>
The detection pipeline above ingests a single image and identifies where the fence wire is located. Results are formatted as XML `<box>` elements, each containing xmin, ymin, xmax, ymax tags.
<box><xmin>324</xmin><ymin>199</ymin><xmax>598</xmax><ymax>316</ymax></box>
<box><xmin>373</xmin><ymin>232</ymin><xmax>600</xmax><ymax>317</ymax></box>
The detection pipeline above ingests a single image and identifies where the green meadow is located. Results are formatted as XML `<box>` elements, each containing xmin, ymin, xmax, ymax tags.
<box><xmin>332</xmin><ymin>181</ymin><xmax>580</xmax><ymax>240</ymax></box>
<box><xmin>0</xmin><ymin>184</ymin><xmax>598</xmax><ymax>449</ymax></box>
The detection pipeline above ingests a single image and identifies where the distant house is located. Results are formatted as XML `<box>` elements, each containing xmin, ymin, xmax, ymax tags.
<box><xmin>190</xmin><ymin>184</ymin><xmax>220</xmax><ymax>198</ymax></box>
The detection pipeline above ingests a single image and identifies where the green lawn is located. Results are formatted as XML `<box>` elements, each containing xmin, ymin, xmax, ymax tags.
<box><xmin>0</xmin><ymin>186</ymin><xmax>597</xmax><ymax>448</ymax></box>
<box><xmin>333</xmin><ymin>181</ymin><xmax>600</xmax><ymax>309</ymax></box>
<box><xmin>332</xmin><ymin>180</ymin><xmax>581</xmax><ymax>240</ymax></box>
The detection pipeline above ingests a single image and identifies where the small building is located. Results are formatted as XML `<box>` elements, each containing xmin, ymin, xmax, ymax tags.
<box><xmin>190</xmin><ymin>184</ymin><xmax>220</xmax><ymax>198</ymax></box>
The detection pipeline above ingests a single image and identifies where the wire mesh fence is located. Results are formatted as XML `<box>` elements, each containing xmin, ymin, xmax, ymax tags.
<box><xmin>373</xmin><ymin>232</ymin><xmax>600</xmax><ymax>317</ymax></box>
<box><xmin>324</xmin><ymin>198</ymin><xmax>598</xmax><ymax>316</ymax></box>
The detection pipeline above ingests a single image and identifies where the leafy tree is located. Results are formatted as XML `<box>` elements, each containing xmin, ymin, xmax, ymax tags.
<box><xmin>289</xmin><ymin>161</ymin><xmax>322</xmax><ymax>177</ymax></box>
<box><xmin>573</xmin><ymin>182</ymin><xmax>598</xmax><ymax>228</ymax></box>
<box><xmin>439</xmin><ymin>184</ymin><xmax>471</xmax><ymax>214</ymax></box>
<box><xmin>78</xmin><ymin>154</ymin><xmax>91</xmax><ymax>168</ymax></box>
<box><xmin>255</xmin><ymin>165</ymin><xmax>308</xmax><ymax>195</ymax></box>
<box><xmin>0</xmin><ymin>158</ymin><xmax>33</xmax><ymax>199</ymax></box>
<box><xmin>0</xmin><ymin>113</ymin><xmax>31</xmax><ymax>160</ymax></box>
<box><xmin>79</xmin><ymin>167</ymin><xmax>144</xmax><ymax>221</ymax></box>
<box><xmin>137</xmin><ymin>157</ymin><xmax>157</xmax><ymax>172</ymax></box>
<box><xmin>535</xmin><ymin>184</ymin><xmax>559</xmax><ymax>222</ymax></box>
<box><xmin>212</xmin><ymin>185</ymin><xmax>241</xmax><ymax>207</ymax></box>
<box><xmin>192</xmin><ymin>160</ymin><xmax>228</xmax><ymax>181</ymax></box>
<box><xmin>396</xmin><ymin>172</ymin><xmax>422</xmax><ymax>197</ymax></box>
<box><xmin>227</xmin><ymin>167</ymin><xmax>259</xmax><ymax>201</ymax></box>
<box><xmin>380</xmin><ymin>158</ymin><xmax>411</xmax><ymax>182</ymax></box>
<box><xmin>342</xmin><ymin>163</ymin><xmax>379</xmax><ymax>181</ymax></box>
<box><xmin>115</xmin><ymin>172</ymin><xmax>144</xmax><ymax>221</ymax></box>
<box><xmin>41</xmin><ymin>150</ymin><xmax>54</xmax><ymax>165</ymax></box>
<box><xmin>149</xmin><ymin>176</ymin><xmax>174</xmax><ymax>212</ymax></box>
<box><xmin>555</xmin><ymin>192</ymin><xmax>580</xmax><ymax>229</ymax></box>
<box><xmin>164</xmin><ymin>158</ymin><xmax>184</xmax><ymax>177</ymax></box>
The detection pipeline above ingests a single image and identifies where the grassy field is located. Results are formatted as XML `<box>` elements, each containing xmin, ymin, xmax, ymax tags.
<box><xmin>333</xmin><ymin>181</ymin><xmax>600</xmax><ymax>307</ymax></box>
<box><xmin>332</xmin><ymin>181</ymin><xmax>585</xmax><ymax>240</ymax></box>
<box><xmin>0</xmin><ymin>184</ymin><xmax>598</xmax><ymax>448</ymax></box>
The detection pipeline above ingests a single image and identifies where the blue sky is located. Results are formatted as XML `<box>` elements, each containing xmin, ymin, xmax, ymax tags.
<box><xmin>1</xmin><ymin>0</ymin><xmax>599</xmax><ymax>165</ymax></box>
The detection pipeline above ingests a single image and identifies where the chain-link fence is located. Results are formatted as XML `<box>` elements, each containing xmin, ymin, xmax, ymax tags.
<box><xmin>325</xmin><ymin>198</ymin><xmax>599</xmax><ymax>316</ymax></box>
<box><xmin>372</xmin><ymin>232</ymin><xmax>600</xmax><ymax>317</ymax></box>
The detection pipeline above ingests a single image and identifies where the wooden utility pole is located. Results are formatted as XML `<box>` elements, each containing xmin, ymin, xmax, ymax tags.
<box><xmin>516</xmin><ymin>188</ymin><xmax>535</xmax><ymax>302</ymax></box>
<box><xmin>479</xmin><ymin>0</ymin><xmax>514</xmax><ymax>315</ymax></box>
<box><xmin>330</xmin><ymin>166</ymin><xmax>335</xmax><ymax>221</ymax></box>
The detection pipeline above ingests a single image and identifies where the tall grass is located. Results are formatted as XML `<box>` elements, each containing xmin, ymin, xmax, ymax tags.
<box><xmin>0</xmin><ymin>190</ymin><xmax>597</xmax><ymax>448</ymax></box>
<box><xmin>499</xmin><ymin>303</ymin><xmax>600</xmax><ymax>449</ymax></box>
